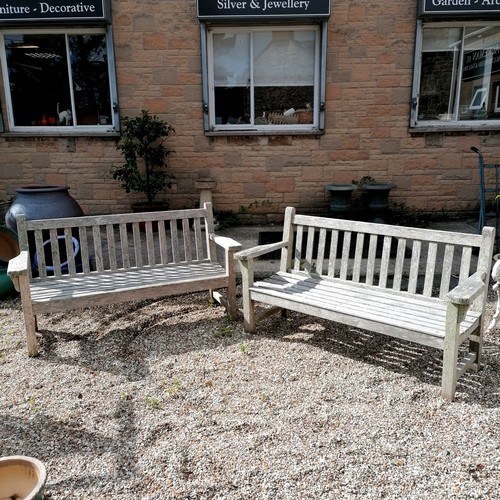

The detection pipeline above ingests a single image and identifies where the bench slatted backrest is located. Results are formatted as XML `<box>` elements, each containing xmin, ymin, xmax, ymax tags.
<box><xmin>280</xmin><ymin>207</ymin><xmax>495</xmax><ymax>303</ymax></box>
<box><xmin>16</xmin><ymin>204</ymin><xmax>217</xmax><ymax>280</ymax></box>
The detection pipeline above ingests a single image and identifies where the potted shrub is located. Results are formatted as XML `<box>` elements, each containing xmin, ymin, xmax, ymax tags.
<box><xmin>111</xmin><ymin>109</ymin><xmax>175</xmax><ymax>211</ymax></box>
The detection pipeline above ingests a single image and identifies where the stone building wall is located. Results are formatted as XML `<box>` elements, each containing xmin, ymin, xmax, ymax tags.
<box><xmin>0</xmin><ymin>0</ymin><xmax>498</xmax><ymax>220</ymax></box>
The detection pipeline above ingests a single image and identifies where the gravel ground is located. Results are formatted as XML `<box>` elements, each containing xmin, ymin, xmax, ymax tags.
<box><xmin>1</xmin><ymin>285</ymin><xmax>500</xmax><ymax>499</ymax></box>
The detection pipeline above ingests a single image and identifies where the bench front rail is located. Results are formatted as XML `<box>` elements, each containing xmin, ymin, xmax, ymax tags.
<box><xmin>236</xmin><ymin>207</ymin><xmax>495</xmax><ymax>401</ymax></box>
<box><xmin>8</xmin><ymin>203</ymin><xmax>241</xmax><ymax>356</ymax></box>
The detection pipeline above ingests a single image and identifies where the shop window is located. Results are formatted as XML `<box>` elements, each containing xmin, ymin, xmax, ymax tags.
<box><xmin>203</xmin><ymin>25</ymin><xmax>325</xmax><ymax>134</ymax></box>
<box><xmin>0</xmin><ymin>28</ymin><xmax>118</xmax><ymax>133</ymax></box>
<box><xmin>411</xmin><ymin>22</ymin><xmax>500</xmax><ymax>130</ymax></box>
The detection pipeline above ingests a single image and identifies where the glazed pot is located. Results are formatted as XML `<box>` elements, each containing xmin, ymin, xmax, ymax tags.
<box><xmin>5</xmin><ymin>185</ymin><xmax>84</xmax><ymax>231</ymax></box>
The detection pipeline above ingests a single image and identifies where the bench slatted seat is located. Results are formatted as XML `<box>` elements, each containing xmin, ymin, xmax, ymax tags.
<box><xmin>8</xmin><ymin>202</ymin><xmax>241</xmax><ymax>357</ymax></box>
<box><xmin>235</xmin><ymin>207</ymin><xmax>495</xmax><ymax>401</ymax></box>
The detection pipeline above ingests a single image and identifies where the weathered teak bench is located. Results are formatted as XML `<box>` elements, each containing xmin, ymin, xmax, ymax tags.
<box><xmin>235</xmin><ymin>207</ymin><xmax>495</xmax><ymax>401</ymax></box>
<box><xmin>8</xmin><ymin>202</ymin><xmax>241</xmax><ymax>357</ymax></box>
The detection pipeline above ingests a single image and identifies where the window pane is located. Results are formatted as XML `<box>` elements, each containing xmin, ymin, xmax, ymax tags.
<box><xmin>459</xmin><ymin>26</ymin><xmax>500</xmax><ymax>120</ymax></box>
<box><xmin>69</xmin><ymin>34</ymin><xmax>112</xmax><ymax>125</ymax></box>
<box><xmin>253</xmin><ymin>30</ymin><xmax>315</xmax><ymax>124</ymax></box>
<box><xmin>254</xmin><ymin>31</ymin><xmax>315</xmax><ymax>86</ymax></box>
<box><xmin>5</xmin><ymin>34</ymin><xmax>71</xmax><ymax>126</ymax></box>
<box><xmin>213</xmin><ymin>32</ymin><xmax>250</xmax><ymax>124</ymax></box>
<box><xmin>213</xmin><ymin>33</ymin><xmax>250</xmax><ymax>86</ymax></box>
<box><xmin>418</xmin><ymin>27</ymin><xmax>462</xmax><ymax>121</ymax></box>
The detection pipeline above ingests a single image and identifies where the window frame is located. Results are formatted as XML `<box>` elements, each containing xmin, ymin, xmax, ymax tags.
<box><xmin>0</xmin><ymin>25</ymin><xmax>119</xmax><ymax>136</ymax></box>
<box><xmin>201</xmin><ymin>22</ymin><xmax>327</xmax><ymax>136</ymax></box>
<box><xmin>411</xmin><ymin>19</ymin><xmax>500</xmax><ymax>132</ymax></box>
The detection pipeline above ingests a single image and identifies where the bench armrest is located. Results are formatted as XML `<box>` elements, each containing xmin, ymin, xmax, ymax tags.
<box><xmin>211</xmin><ymin>234</ymin><xmax>242</xmax><ymax>252</ymax></box>
<box><xmin>446</xmin><ymin>271</ymin><xmax>486</xmax><ymax>305</ymax></box>
<box><xmin>235</xmin><ymin>240</ymin><xmax>288</xmax><ymax>262</ymax></box>
<box><xmin>7</xmin><ymin>251</ymin><xmax>30</xmax><ymax>292</ymax></box>
<box><xmin>7</xmin><ymin>250</ymin><xmax>29</xmax><ymax>277</ymax></box>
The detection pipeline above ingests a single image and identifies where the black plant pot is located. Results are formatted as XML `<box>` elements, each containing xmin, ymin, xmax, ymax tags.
<box><xmin>325</xmin><ymin>184</ymin><xmax>358</xmax><ymax>217</ymax></box>
<box><xmin>361</xmin><ymin>183</ymin><xmax>395</xmax><ymax>222</ymax></box>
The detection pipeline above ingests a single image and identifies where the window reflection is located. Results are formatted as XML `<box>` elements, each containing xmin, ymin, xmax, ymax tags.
<box><xmin>211</xmin><ymin>28</ymin><xmax>317</xmax><ymax>127</ymax></box>
<box><xmin>417</xmin><ymin>25</ymin><xmax>500</xmax><ymax>123</ymax></box>
<box><xmin>4</xmin><ymin>32</ymin><xmax>112</xmax><ymax>127</ymax></box>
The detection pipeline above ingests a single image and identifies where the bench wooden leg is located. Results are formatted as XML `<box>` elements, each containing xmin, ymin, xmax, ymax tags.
<box><xmin>238</xmin><ymin>259</ymin><xmax>256</xmax><ymax>333</ymax></box>
<box><xmin>15</xmin><ymin>275</ymin><xmax>39</xmax><ymax>357</ymax></box>
<box><xmin>226</xmin><ymin>275</ymin><xmax>237</xmax><ymax>320</ymax></box>
<box><xmin>468</xmin><ymin>325</ymin><xmax>484</xmax><ymax>372</ymax></box>
<box><xmin>20</xmin><ymin>298</ymin><xmax>39</xmax><ymax>357</ymax></box>
<box><xmin>442</xmin><ymin>302</ymin><xmax>466</xmax><ymax>401</ymax></box>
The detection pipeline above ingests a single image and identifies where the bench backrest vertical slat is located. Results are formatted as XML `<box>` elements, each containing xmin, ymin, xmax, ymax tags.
<box><xmin>327</xmin><ymin>230</ymin><xmax>339</xmax><ymax>278</ymax></box>
<box><xmin>408</xmin><ymin>240</ymin><xmax>422</xmax><ymax>294</ymax></box>
<box><xmin>293</xmin><ymin>225</ymin><xmax>304</xmax><ymax>273</ymax></box>
<box><xmin>170</xmin><ymin>220</ymin><xmax>180</xmax><ymax>263</ymax></box>
<box><xmin>378</xmin><ymin>236</ymin><xmax>392</xmax><ymax>288</ymax></box>
<box><xmin>304</xmin><ymin>226</ymin><xmax>315</xmax><ymax>273</ymax></box>
<box><xmin>106</xmin><ymin>224</ymin><xmax>118</xmax><ymax>270</ymax></box>
<box><xmin>365</xmin><ymin>234</ymin><xmax>378</xmax><ymax>285</ymax></box>
<box><xmin>182</xmin><ymin>218</ymin><xmax>192</xmax><ymax>262</ymax></box>
<box><xmin>79</xmin><ymin>226</ymin><xmax>91</xmax><ymax>273</ymax></box>
<box><xmin>49</xmin><ymin>228</ymin><xmax>63</xmax><ymax>278</ymax></box>
<box><xmin>132</xmin><ymin>223</ymin><xmax>143</xmax><ymax>268</ymax></box>
<box><xmin>315</xmin><ymin>228</ymin><xmax>327</xmax><ymax>275</ymax></box>
<box><xmin>93</xmin><ymin>225</ymin><xmax>104</xmax><ymax>272</ymax></box>
<box><xmin>158</xmin><ymin>220</ymin><xmax>169</xmax><ymax>264</ymax></box>
<box><xmin>393</xmin><ymin>238</ymin><xmax>407</xmax><ymax>291</ymax></box>
<box><xmin>472</xmin><ymin>226</ymin><xmax>495</xmax><ymax>311</ymax></box>
<box><xmin>352</xmin><ymin>233</ymin><xmax>365</xmax><ymax>283</ymax></box>
<box><xmin>192</xmin><ymin>218</ymin><xmax>204</xmax><ymax>261</ymax></box>
<box><xmin>439</xmin><ymin>244</ymin><xmax>455</xmax><ymax>299</ymax></box>
<box><xmin>144</xmin><ymin>222</ymin><xmax>156</xmax><ymax>266</ymax></box>
<box><xmin>34</xmin><ymin>230</ymin><xmax>46</xmax><ymax>278</ymax></box>
<box><xmin>64</xmin><ymin>227</ymin><xmax>77</xmax><ymax>275</ymax></box>
<box><xmin>203</xmin><ymin>202</ymin><xmax>217</xmax><ymax>263</ymax></box>
<box><xmin>119</xmin><ymin>223</ymin><xmax>130</xmax><ymax>269</ymax></box>
<box><xmin>423</xmin><ymin>242</ymin><xmax>438</xmax><ymax>297</ymax></box>
<box><xmin>339</xmin><ymin>231</ymin><xmax>352</xmax><ymax>280</ymax></box>
<box><xmin>280</xmin><ymin>207</ymin><xmax>295</xmax><ymax>273</ymax></box>
<box><xmin>459</xmin><ymin>246</ymin><xmax>472</xmax><ymax>283</ymax></box>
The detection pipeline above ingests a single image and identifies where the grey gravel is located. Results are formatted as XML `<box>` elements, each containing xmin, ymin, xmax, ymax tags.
<box><xmin>1</xmin><ymin>286</ymin><xmax>500</xmax><ymax>499</ymax></box>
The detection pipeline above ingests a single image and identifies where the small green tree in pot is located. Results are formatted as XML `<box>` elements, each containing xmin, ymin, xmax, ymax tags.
<box><xmin>111</xmin><ymin>109</ymin><xmax>175</xmax><ymax>210</ymax></box>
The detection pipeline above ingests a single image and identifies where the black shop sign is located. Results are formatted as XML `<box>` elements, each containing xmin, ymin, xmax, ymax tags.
<box><xmin>421</xmin><ymin>0</ymin><xmax>500</xmax><ymax>16</ymax></box>
<box><xmin>0</xmin><ymin>0</ymin><xmax>109</xmax><ymax>24</ymax></box>
<box><xmin>197</xmin><ymin>0</ymin><xmax>331</xmax><ymax>19</ymax></box>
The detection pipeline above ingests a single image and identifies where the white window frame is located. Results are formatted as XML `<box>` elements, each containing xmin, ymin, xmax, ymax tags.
<box><xmin>411</xmin><ymin>20</ymin><xmax>500</xmax><ymax>131</ymax></box>
<box><xmin>201</xmin><ymin>23</ymin><xmax>326</xmax><ymax>135</ymax></box>
<box><xmin>0</xmin><ymin>26</ymin><xmax>119</xmax><ymax>135</ymax></box>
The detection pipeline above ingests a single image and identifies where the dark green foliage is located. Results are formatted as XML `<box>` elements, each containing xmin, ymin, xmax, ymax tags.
<box><xmin>111</xmin><ymin>110</ymin><xmax>175</xmax><ymax>203</ymax></box>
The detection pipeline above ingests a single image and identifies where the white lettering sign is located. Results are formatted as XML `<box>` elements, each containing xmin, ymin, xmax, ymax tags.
<box><xmin>39</xmin><ymin>2</ymin><xmax>96</xmax><ymax>14</ymax></box>
<box><xmin>216</xmin><ymin>0</ymin><xmax>310</xmax><ymax>13</ymax></box>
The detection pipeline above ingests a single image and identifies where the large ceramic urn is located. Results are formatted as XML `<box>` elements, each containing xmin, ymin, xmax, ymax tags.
<box><xmin>5</xmin><ymin>185</ymin><xmax>84</xmax><ymax>231</ymax></box>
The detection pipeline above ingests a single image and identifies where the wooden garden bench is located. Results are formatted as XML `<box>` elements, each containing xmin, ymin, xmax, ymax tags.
<box><xmin>235</xmin><ymin>207</ymin><xmax>495</xmax><ymax>401</ymax></box>
<box><xmin>8</xmin><ymin>202</ymin><xmax>241</xmax><ymax>357</ymax></box>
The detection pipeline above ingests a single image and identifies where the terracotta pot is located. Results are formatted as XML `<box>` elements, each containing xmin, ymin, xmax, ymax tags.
<box><xmin>0</xmin><ymin>455</ymin><xmax>46</xmax><ymax>500</ymax></box>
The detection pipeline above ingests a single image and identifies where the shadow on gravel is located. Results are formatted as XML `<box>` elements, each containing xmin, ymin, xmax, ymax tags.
<box><xmin>255</xmin><ymin>309</ymin><xmax>500</xmax><ymax>408</ymax></box>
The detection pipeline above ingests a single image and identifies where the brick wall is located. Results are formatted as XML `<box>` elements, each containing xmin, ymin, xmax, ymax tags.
<box><xmin>0</xmin><ymin>0</ymin><xmax>498</xmax><ymax>220</ymax></box>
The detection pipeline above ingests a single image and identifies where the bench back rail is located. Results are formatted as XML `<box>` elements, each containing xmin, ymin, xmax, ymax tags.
<box><xmin>280</xmin><ymin>208</ymin><xmax>493</xmax><ymax>310</ymax></box>
<box><xmin>17</xmin><ymin>207</ymin><xmax>218</xmax><ymax>280</ymax></box>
